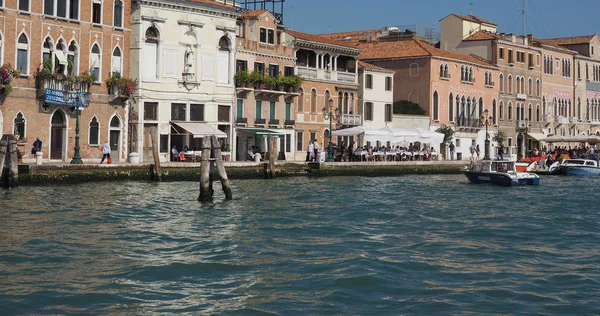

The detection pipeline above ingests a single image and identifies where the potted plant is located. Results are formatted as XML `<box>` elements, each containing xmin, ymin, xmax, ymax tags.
<box><xmin>249</xmin><ymin>71</ymin><xmax>266</xmax><ymax>89</ymax></box>
<box><xmin>264</xmin><ymin>76</ymin><xmax>277</xmax><ymax>90</ymax></box>
<box><xmin>0</xmin><ymin>64</ymin><xmax>20</xmax><ymax>96</ymax></box>
<box><xmin>234</xmin><ymin>70</ymin><xmax>249</xmax><ymax>87</ymax></box>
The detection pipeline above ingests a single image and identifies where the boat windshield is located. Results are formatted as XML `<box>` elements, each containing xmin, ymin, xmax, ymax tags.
<box><xmin>564</xmin><ymin>160</ymin><xmax>585</xmax><ymax>165</ymax></box>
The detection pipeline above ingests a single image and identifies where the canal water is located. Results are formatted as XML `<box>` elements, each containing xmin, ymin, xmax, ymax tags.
<box><xmin>0</xmin><ymin>175</ymin><xmax>599</xmax><ymax>315</ymax></box>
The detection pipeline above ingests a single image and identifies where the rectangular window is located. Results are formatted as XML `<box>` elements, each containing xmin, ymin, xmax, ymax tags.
<box><xmin>508</xmin><ymin>49</ymin><xmax>513</xmax><ymax>63</ymax></box>
<box><xmin>92</xmin><ymin>2</ymin><xmax>101</xmax><ymax>24</ymax></box>
<box><xmin>385</xmin><ymin>77</ymin><xmax>392</xmax><ymax>91</ymax></box>
<box><xmin>268</xmin><ymin>64</ymin><xmax>279</xmax><ymax>77</ymax></box>
<box><xmin>528</xmin><ymin>53</ymin><xmax>533</xmax><ymax>67</ymax></box>
<box><xmin>310</xmin><ymin>132</ymin><xmax>316</xmax><ymax>144</ymax></box>
<box><xmin>218</xmin><ymin>105</ymin><xmax>229</xmax><ymax>122</ymax></box>
<box><xmin>270</xmin><ymin>102</ymin><xmax>276</xmax><ymax>120</ymax></box>
<box><xmin>190</xmin><ymin>104</ymin><xmax>205</xmax><ymax>121</ymax></box>
<box><xmin>236</xmin><ymin>60</ymin><xmax>248</xmax><ymax>72</ymax></box>
<box><xmin>366</xmin><ymin>74</ymin><xmax>373</xmax><ymax>89</ymax></box>
<box><xmin>285</xmin><ymin>102</ymin><xmax>291</xmax><ymax>121</ymax></box>
<box><xmin>385</xmin><ymin>104</ymin><xmax>392</xmax><ymax>122</ymax></box>
<box><xmin>69</xmin><ymin>0</ymin><xmax>79</xmax><ymax>19</ymax></box>
<box><xmin>18</xmin><ymin>0</ymin><xmax>29</xmax><ymax>11</ymax></box>
<box><xmin>256</xmin><ymin>101</ymin><xmax>262</xmax><ymax>119</ymax></box>
<box><xmin>171</xmin><ymin>103</ymin><xmax>186</xmax><ymax>121</ymax></box>
<box><xmin>57</xmin><ymin>0</ymin><xmax>67</xmax><ymax>17</ymax></box>
<box><xmin>114</xmin><ymin>0</ymin><xmax>123</xmax><ymax>27</ymax></box>
<box><xmin>267</xmin><ymin>29</ymin><xmax>275</xmax><ymax>44</ymax></box>
<box><xmin>284</xmin><ymin>66</ymin><xmax>294</xmax><ymax>77</ymax></box>
<box><xmin>259</xmin><ymin>28</ymin><xmax>267</xmax><ymax>43</ymax></box>
<box><xmin>365</xmin><ymin>102</ymin><xmax>373</xmax><ymax>121</ymax></box>
<box><xmin>236</xmin><ymin>99</ymin><xmax>244</xmax><ymax>119</ymax></box>
<box><xmin>296</xmin><ymin>131</ymin><xmax>303</xmax><ymax>151</ymax></box>
<box><xmin>144</xmin><ymin>102</ymin><xmax>158</xmax><ymax>120</ymax></box>
<box><xmin>254</xmin><ymin>62</ymin><xmax>264</xmax><ymax>75</ymax></box>
<box><xmin>499</xmin><ymin>48</ymin><xmax>504</xmax><ymax>59</ymax></box>
<box><xmin>160</xmin><ymin>134</ymin><xmax>169</xmax><ymax>153</ymax></box>
<box><xmin>44</xmin><ymin>0</ymin><xmax>53</xmax><ymax>15</ymax></box>
<box><xmin>285</xmin><ymin>134</ymin><xmax>291</xmax><ymax>152</ymax></box>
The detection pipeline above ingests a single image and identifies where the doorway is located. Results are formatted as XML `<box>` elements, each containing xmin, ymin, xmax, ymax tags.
<box><xmin>50</xmin><ymin>110</ymin><xmax>66</xmax><ymax>160</ymax></box>
<box><xmin>109</xmin><ymin>116</ymin><xmax>121</xmax><ymax>161</ymax></box>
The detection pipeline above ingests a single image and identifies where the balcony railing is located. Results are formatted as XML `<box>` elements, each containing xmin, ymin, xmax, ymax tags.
<box><xmin>235</xmin><ymin>117</ymin><xmax>248</xmax><ymax>125</ymax></box>
<box><xmin>39</xmin><ymin>77</ymin><xmax>90</xmax><ymax>93</ymax></box>
<box><xmin>555</xmin><ymin>116</ymin><xmax>569</xmax><ymax>124</ymax></box>
<box><xmin>569</xmin><ymin>117</ymin><xmax>578</xmax><ymax>124</ymax></box>
<box><xmin>337</xmin><ymin>72</ymin><xmax>356</xmax><ymax>83</ymax></box>
<box><xmin>340</xmin><ymin>114</ymin><xmax>361</xmax><ymax>126</ymax></box>
<box><xmin>297</xmin><ymin>66</ymin><xmax>317</xmax><ymax>79</ymax></box>
<box><xmin>255</xmin><ymin>118</ymin><xmax>266</xmax><ymax>125</ymax></box>
<box><xmin>284</xmin><ymin>120</ymin><xmax>295</xmax><ymax>126</ymax></box>
<box><xmin>454</xmin><ymin>116</ymin><xmax>481</xmax><ymax>128</ymax></box>
<box><xmin>268</xmin><ymin>119</ymin><xmax>279</xmax><ymax>126</ymax></box>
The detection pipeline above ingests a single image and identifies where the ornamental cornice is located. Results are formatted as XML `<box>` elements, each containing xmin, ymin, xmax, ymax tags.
<box><xmin>135</xmin><ymin>0</ymin><xmax>238</xmax><ymax>20</ymax></box>
<box><xmin>294</xmin><ymin>40</ymin><xmax>360</xmax><ymax>56</ymax></box>
<box><xmin>237</xmin><ymin>49</ymin><xmax>296</xmax><ymax>62</ymax></box>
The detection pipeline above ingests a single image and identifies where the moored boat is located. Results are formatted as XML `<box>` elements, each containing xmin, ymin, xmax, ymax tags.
<box><xmin>557</xmin><ymin>159</ymin><xmax>600</xmax><ymax>176</ymax></box>
<box><xmin>461</xmin><ymin>160</ymin><xmax>540</xmax><ymax>186</ymax></box>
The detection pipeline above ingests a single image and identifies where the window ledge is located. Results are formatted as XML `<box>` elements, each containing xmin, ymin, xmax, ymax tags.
<box><xmin>69</xmin><ymin>19</ymin><xmax>80</xmax><ymax>24</ymax></box>
<box><xmin>113</xmin><ymin>26</ymin><xmax>124</xmax><ymax>31</ymax></box>
<box><xmin>56</xmin><ymin>17</ymin><xmax>69</xmax><ymax>22</ymax></box>
<box><xmin>440</xmin><ymin>77</ymin><xmax>450</xmax><ymax>81</ymax></box>
<box><xmin>92</xmin><ymin>23</ymin><xmax>103</xmax><ymax>28</ymax></box>
<box><xmin>18</xmin><ymin>10</ymin><xmax>31</xmax><ymax>15</ymax></box>
<box><xmin>19</xmin><ymin>74</ymin><xmax>31</xmax><ymax>78</ymax></box>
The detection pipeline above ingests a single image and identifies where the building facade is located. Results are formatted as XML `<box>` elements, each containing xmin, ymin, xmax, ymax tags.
<box><xmin>130</xmin><ymin>0</ymin><xmax>237</xmax><ymax>162</ymax></box>
<box><xmin>286</xmin><ymin>30</ymin><xmax>361</xmax><ymax>161</ymax></box>
<box><xmin>357</xmin><ymin>61</ymin><xmax>394</xmax><ymax>138</ymax></box>
<box><xmin>1</xmin><ymin>0</ymin><xmax>130</xmax><ymax>162</ymax></box>
<box><xmin>234</xmin><ymin>9</ymin><xmax>297</xmax><ymax>161</ymax></box>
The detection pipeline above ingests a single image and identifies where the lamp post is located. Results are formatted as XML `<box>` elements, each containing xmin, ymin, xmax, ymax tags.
<box><xmin>70</xmin><ymin>91</ymin><xmax>91</xmax><ymax>164</ymax></box>
<box><xmin>322</xmin><ymin>98</ymin><xmax>338</xmax><ymax>162</ymax></box>
<box><xmin>524</xmin><ymin>118</ymin><xmax>529</xmax><ymax>158</ymax></box>
<box><xmin>482</xmin><ymin>109</ymin><xmax>492</xmax><ymax>160</ymax></box>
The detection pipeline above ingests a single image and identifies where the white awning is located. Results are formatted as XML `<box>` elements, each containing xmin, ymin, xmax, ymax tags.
<box><xmin>527</xmin><ymin>132</ymin><xmax>547</xmax><ymax>142</ymax></box>
<box><xmin>171</xmin><ymin>122</ymin><xmax>227</xmax><ymax>138</ymax></box>
<box><xmin>55</xmin><ymin>50</ymin><xmax>68</xmax><ymax>64</ymax></box>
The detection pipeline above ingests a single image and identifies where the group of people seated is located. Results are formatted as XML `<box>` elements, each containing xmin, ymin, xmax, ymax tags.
<box><xmin>171</xmin><ymin>145</ymin><xmax>194</xmax><ymax>161</ymax></box>
<box><xmin>334</xmin><ymin>142</ymin><xmax>437</xmax><ymax>162</ymax></box>
<box><xmin>247</xmin><ymin>146</ymin><xmax>263</xmax><ymax>161</ymax></box>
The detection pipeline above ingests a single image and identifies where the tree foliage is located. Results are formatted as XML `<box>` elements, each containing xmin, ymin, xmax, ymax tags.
<box><xmin>435</xmin><ymin>125</ymin><xmax>454</xmax><ymax>144</ymax></box>
<box><xmin>493</xmin><ymin>130</ymin><xmax>507</xmax><ymax>146</ymax></box>
<box><xmin>393</xmin><ymin>100</ymin><xmax>426</xmax><ymax>115</ymax></box>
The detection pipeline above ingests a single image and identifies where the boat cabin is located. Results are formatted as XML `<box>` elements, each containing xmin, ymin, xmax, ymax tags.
<box><xmin>469</xmin><ymin>160</ymin><xmax>515</xmax><ymax>173</ymax></box>
<box><xmin>562</xmin><ymin>159</ymin><xmax>598</xmax><ymax>167</ymax></box>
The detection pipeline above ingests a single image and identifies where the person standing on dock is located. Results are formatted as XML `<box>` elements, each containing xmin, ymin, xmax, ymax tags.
<box><xmin>313</xmin><ymin>139</ymin><xmax>320</xmax><ymax>162</ymax></box>
<box><xmin>100</xmin><ymin>140</ymin><xmax>111</xmax><ymax>164</ymax></box>
<box><xmin>449</xmin><ymin>142</ymin><xmax>455</xmax><ymax>160</ymax></box>
<box><xmin>306</xmin><ymin>141</ymin><xmax>314</xmax><ymax>162</ymax></box>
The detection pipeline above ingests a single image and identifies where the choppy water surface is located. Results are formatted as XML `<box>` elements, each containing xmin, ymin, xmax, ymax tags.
<box><xmin>0</xmin><ymin>175</ymin><xmax>599</xmax><ymax>315</ymax></box>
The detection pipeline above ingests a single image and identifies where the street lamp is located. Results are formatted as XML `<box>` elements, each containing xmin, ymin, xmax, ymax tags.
<box><xmin>481</xmin><ymin>109</ymin><xmax>492</xmax><ymax>160</ymax></box>
<box><xmin>322</xmin><ymin>98</ymin><xmax>338</xmax><ymax>162</ymax></box>
<box><xmin>524</xmin><ymin>118</ymin><xmax>529</xmax><ymax>158</ymax></box>
<box><xmin>70</xmin><ymin>91</ymin><xmax>91</xmax><ymax>164</ymax></box>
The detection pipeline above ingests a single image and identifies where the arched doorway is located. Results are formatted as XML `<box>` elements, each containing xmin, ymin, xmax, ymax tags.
<box><xmin>50</xmin><ymin>110</ymin><xmax>66</xmax><ymax>160</ymax></box>
<box><xmin>109</xmin><ymin>116</ymin><xmax>121</xmax><ymax>162</ymax></box>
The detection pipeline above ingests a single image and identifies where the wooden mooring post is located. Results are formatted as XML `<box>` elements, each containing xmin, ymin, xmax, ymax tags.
<box><xmin>198</xmin><ymin>136</ymin><xmax>233</xmax><ymax>202</ymax></box>
<box><xmin>0</xmin><ymin>134</ymin><xmax>19</xmax><ymax>188</ymax></box>
<box><xmin>264</xmin><ymin>135</ymin><xmax>276</xmax><ymax>178</ymax></box>
<box><xmin>149</xmin><ymin>126</ymin><xmax>162</xmax><ymax>181</ymax></box>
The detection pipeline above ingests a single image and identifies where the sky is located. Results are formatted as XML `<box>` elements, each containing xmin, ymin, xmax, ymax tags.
<box><xmin>278</xmin><ymin>0</ymin><xmax>600</xmax><ymax>39</ymax></box>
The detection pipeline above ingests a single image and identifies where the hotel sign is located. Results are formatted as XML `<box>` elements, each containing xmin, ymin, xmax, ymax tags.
<box><xmin>587</xmin><ymin>82</ymin><xmax>600</xmax><ymax>92</ymax></box>
<box><xmin>44</xmin><ymin>88</ymin><xmax>89</xmax><ymax>109</ymax></box>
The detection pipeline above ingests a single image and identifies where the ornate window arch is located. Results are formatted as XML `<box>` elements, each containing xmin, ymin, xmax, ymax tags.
<box><xmin>111</xmin><ymin>46</ymin><xmax>123</xmax><ymax>76</ymax></box>
<box><xmin>432</xmin><ymin>91</ymin><xmax>439</xmax><ymax>121</ymax></box>
<box><xmin>16</xmin><ymin>32</ymin><xmax>30</xmax><ymax>74</ymax></box>
<box><xmin>113</xmin><ymin>0</ymin><xmax>124</xmax><ymax>28</ymax></box>
<box><xmin>13</xmin><ymin>112</ymin><xmax>26</xmax><ymax>141</ymax></box>
<box><xmin>297</xmin><ymin>87</ymin><xmax>304</xmax><ymax>112</ymax></box>
<box><xmin>144</xmin><ymin>26</ymin><xmax>160</xmax><ymax>80</ymax></box>
<box><xmin>90</xmin><ymin>43</ymin><xmax>101</xmax><ymax>82</ymax></box>
<box><xmin>89</xmin><ymin>116</ymin><xmax>100</xmax><ymax>145</ymax></box>
<box><xmin>448</xmin><ymin>92</ymin><xmax>454</xmax><ymax>121</ymax></box>
<box><xmin>310</xmin><ymin>88</ymin><xmax>317</xmax><ymax>113</ymax></box>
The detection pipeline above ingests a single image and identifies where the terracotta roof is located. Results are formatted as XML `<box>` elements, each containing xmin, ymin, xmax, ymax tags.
<box><xmin>240</xmin><ymin>9</ymin><xmax>269</xmax><ymax>19</ymax></box>
<box><xmin>450</xmin><ymin>14</ymin><xmax>496</xmax><ymax>26</ymax></box>
<box><xmin>317</xmin><ymin>29</ymin><xmax>378</xmax><ymax>42</ymax></box>
<box><xmin>541</xmin><ymin>35</ymin><xmax>598</xmax><ymax>46</ymax></box>
<box><xmin>287</xmin><ymin>30</ymin><xmax>359</xmax><ymax>49</ymax></box>
<box><xmin>463</xmin><ymin>30</ymin><xmax>499</xmax><ymax>41</ymax></box>
<box><xmin>358</xmin><ymin>60</ymin><xmax>394</xmax><ymax>72</ymax></box>
<box><xmin>186</xmin><ymin>0</ymin><xmax>236</xmax><ymax>10</ymax></box>
<box><xmin>357</xmin><ymin>39</ymin><xmax>496</xmax><ymax>68</ymax></box>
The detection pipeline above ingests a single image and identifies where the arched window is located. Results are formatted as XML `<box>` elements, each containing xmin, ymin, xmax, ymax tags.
<box><xmin>499</xmin><ymin>74</ymin><xmax>504</xmax><ymax>92</ymax></box>
<box><xmin>432</xmin><ymin>91</ymin><xmax>439</xmax><ymax>121</ymax></box>
<box><xmin>42</xmin><ymin>36</ymin><xmax>53</xmax><ymax>68</ymax></box>
<box><xmin>67</xmin><ymin>40</ymin><xmax>78</xmax><ymax>76</ymax></box>
<box><xmin>144</xmin><ymin>27</ymin><xmax>159</xmax><ymax>80</ymax></box>
<box><xmin>114</xmin><ymin>0</ymin><xmax>124</xmax><ymax>28</ymax></box>
<box><xmin>479</xmin><ymin>97</ymin><xmax>484</xmax><ymax>118</ymax></box>
<box><xmin>297</xmin><ymin>88</ymin><xmax>304</xmax><ymax>111</ymax></box>
<box><xmin>89</xmin><ymin>117</ymin><xmax>99</xmax><ymax>145</ymax></box>
<box><xmin>469</xmin><ymin>67</ymin><xmax>473</xmax><ymax>82</ymax></box>
<box><xmin>536</xmin><ymin>105</ymin><xmax>540</xmax><ymax>122</ymax></box>
<box><xmin>536</xmin><ymin>79</ymin><xmax>540</xmax><ymax>96</ymax></box>
<box><xmin>14</xmin><ymin>112</ymin><xmax>26</xmax><ymax>140</ymax></box>
<box><xmin>110</xmin><ymin>116</ymin><xmax>121</xmax><ymax>128</ymax></box>
<box><xmin>90</xmin><ymin>43</ymin><xmax>101</xmax><ymax>81</ymax></box>
<box><xmin>553</xmin><ymin>98</ymin><xmax>558</xmax><ymax>117</ymax></box>
<box><xmin>440</xmin><ymin>64</ymin><xmax>444</xmax><ymax>78</ymax></box>
<box><xmin>449</xmin><ymin>93</ymin><xmax>454</xmax><ymax>121</ymax></box>
<box><xmin>543</xmin><ymin>96</ymin><xmax>546</xmax><ymax>118</ymax></box>
<box><xmin>17</xmin><ymin>33</ymin><xmax>29</xmax><ymax>74</ymax></box>
<box><xmin>508</xmin><ymin>102</ymin><xmax>513</xmax><ymax>120</ymax></box>
<box><xmin>55</xmin><ymin>39</ymin><xmax>67</xmax><ymax>74</ymax></box>
<box><xmin>455</xmin><ymin>95</ymin><xmax>460</xmax><ymax>123</ymax></box>
<box><xmin>578</xmin><ymin>98</ymin><xmax>582</xmax><ymax>120</ymax></box>
<box><xmin>528</xmin><ymin>78</ymin><xmax>533</xmax><ymax>96</ymax></box>
<box><xmin>499</xmin><ymin>101</ymin><xmax>504</xmax><ymax>120</ymax></box>
<box><xmin>528</xmin><ymin>104</ymin><xmax>532</xmax><ymax>121</ymax></box>
<box><xmin>461</xmin><ymin>66</ymin><xmax>465</xmax><ymax>81</ymax></box>
<box><xmin>409</xmin><ymin>63</ymin><xmax>418</xmax><ymax>76</ymax></box>
<box><xmin>310</xmin><ymin>89</ymin><xmax>317</xmax><ymax>113</ymax></box>
<box><xmin>111</xmin><ymin>47</ymin><xmax>122</xmax><ymax>76</ymax></box>
<box><xmin>217</xmin><ymin>36</ymin><xmax>231</xmax><ymax>84</ymax></box>
<box><xmin>508</xmin><ymin>75</ymin><xmax>513</xmax><ymax>93</ymax></box>
<box><xmin>444</xmin><ymin>64</ymin><xmax>449</xmax><ymax>78</ymax></box>
<box><xmin>492</xmin><ymin>99</ymin><xmax>497</xmax><ymax>124</ymax></box>
<box><xmin>325</xmin><ymin>90</ymin><xmax>331</xmax><ymax>112</ymax></box>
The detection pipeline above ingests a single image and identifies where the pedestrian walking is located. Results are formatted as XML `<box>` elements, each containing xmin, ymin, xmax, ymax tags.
<box><xmin>100</xmin><ymin>140</ymin><xmax>111</xmax><ymax>164</ymax></box>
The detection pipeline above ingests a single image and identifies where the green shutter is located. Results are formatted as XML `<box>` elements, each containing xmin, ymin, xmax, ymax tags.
<box><xmin>285</xmin><ymin>102</ymin><xmax>291</xmax><ymax>121</ymax></box>
<box><xmin>270</xmin><ymin>102</ymin><xmax>276</xmax><ymax>120</ymax></box>
<box><xmin>256</xmin><ymin>101</ymin><xmax>262</xmax><ymax>119</ymax></box>
<box><xmin>237</xmin><ymin>99</ymin><xmax>243</xmax><ymax>119</ymax></box>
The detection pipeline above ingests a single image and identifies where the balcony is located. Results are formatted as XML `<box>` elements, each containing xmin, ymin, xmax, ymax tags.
<box><xmin>235</xmin><ymin>117</ymin><xmax>248</xmax><ymax>126</ymax></box>
<box><xmin>339</xmin><ymin>114</ymin><xmax>361</xmax><ymax>126</ymax></box>
<box><xmin>284</xmin><ymin>119</ymin><xmax>295</xmax><ymax>127</ymax></box>
<box><xmin>255</xmin><ymin>118</ymin><xmax>266</xmax><ymax>125</ymax></box>
<box><xmin>38</xmin><ymin>77</ymin><xmax>90</xmax><ymax>95</ymax></box>
<box><xmin>297</xmin><ymin>66</ymin><xmax>318</xmax><ymax>79</ymax></box>
<box><xmin>516</xmin><ymin>93</ymin><xmax>527</xmax><ymax>101</ymax></box>
<box><xmin>454</xmin><ymin>116</ymin><xmax>481</xmax><ymax>129</ymax></box>
<box><xmin>268</xmin><ymin>119</ymin><xmax>280</xmax><ymax>127</ymax></box>
<box><xmin>297</xmin><ymin>66</ymin><xmax>358</xmax><ymax>83</ymax></box>
<box><xmin>554</xmin><ymin>116</ymin><xmax>569</xmax><ymax>124</ymax></box>
<box><xmin>569</xmin><ymin>117</ymin><xmax>578</xmax><ymax>124</ymax></box>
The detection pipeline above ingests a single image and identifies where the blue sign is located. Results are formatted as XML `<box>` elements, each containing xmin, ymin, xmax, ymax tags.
<box><xmin>586</xmin><ymin>82</ymin><xmax>600</xmax><ymax>92</ymax></box>
<box><xmin>44</xmin><ymin>88</ymin><xmax>90</xmax><ymax>109</ymax></box>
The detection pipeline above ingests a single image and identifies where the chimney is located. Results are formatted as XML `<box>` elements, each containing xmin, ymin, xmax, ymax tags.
<box><xmin>526</xmin><ymin>34</ymin><xmax>534</xmax><ymax>45</ymax></box>
<box><xmin>509</xmin><ymin>34</ymin><xmax>516</xmax><ymax>43</ymax></box>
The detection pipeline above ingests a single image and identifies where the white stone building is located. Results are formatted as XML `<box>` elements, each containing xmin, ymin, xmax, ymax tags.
<box><xmin>358</xmin><ymin>61</ymin><xmax>395</xmax><ymax>144</ymax></box>
<box><xmin>130</xmin><ymin>0</ymin><xmax>238</xmax><ymax>162</ymax></box>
